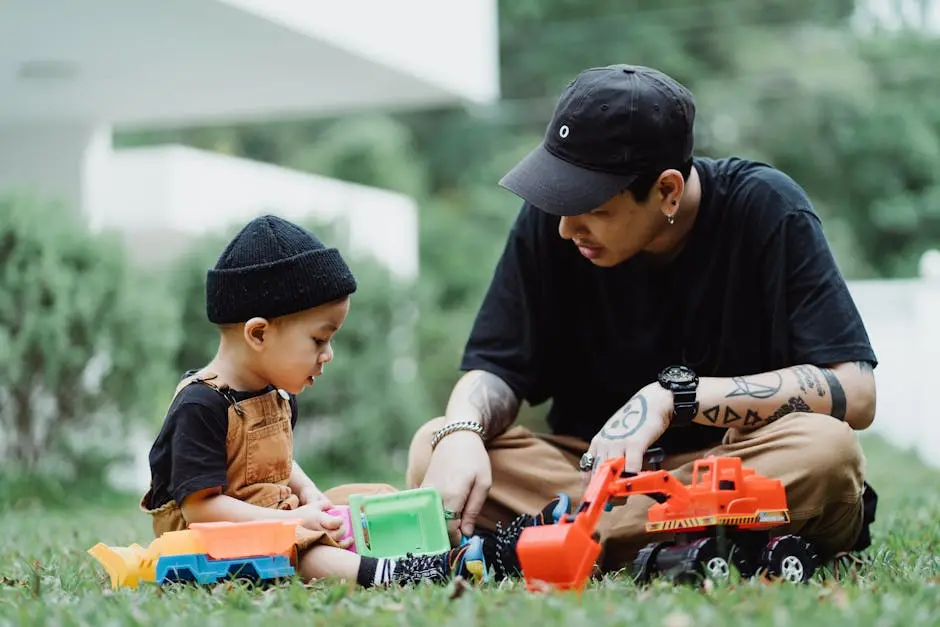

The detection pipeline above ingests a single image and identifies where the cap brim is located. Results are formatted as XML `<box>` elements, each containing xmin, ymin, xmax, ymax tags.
<box><xmin>498</xmin><ymin>144</ymin><xmax>637</xmax><ymax>216</ymax></box>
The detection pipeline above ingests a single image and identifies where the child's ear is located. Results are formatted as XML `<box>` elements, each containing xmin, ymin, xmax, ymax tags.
<box><xmin>243</xmin><ymin>317</ymin><xmax>270</xmax><ymax>351</ymax></box>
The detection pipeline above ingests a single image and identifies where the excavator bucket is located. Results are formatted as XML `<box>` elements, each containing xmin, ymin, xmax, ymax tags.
<box><xmin>87</xmin><ymin>543</ymin><xmax>154</xmax><ymax>589</ymax></box>
<box><xmin>515</xmin><ymin>521</ymin><xmax>601</xmax><ymax>592</ymax></box>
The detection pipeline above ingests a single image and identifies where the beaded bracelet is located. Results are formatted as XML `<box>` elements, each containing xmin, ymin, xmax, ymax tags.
<box><xmin>430</xmin><ymin>420</ymin><xmax>486</xmax><ymax>450</ymax></box>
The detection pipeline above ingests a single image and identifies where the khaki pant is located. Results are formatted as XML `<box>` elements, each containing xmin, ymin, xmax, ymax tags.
<box><xmin>406</xmin><ymin>412</ymin><xmax>866</xmax><ymax>571</ymax></box>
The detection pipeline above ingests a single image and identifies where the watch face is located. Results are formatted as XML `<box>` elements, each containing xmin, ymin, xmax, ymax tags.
<box><xmin>662</xmin><ymin>365</ymin><xmax>696</xmax><ymax>384</ymax></box>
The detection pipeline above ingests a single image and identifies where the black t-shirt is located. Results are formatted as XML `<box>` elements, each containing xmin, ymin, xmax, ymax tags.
<box><xmin>145</xmin><ymin>372</ymin><xmax>298</xmax><ymax>509</ymax></box>
<box><xmin>461</xmin><ymin>156</ymin><xmax>877</xmax><ymax>454</ymax></box>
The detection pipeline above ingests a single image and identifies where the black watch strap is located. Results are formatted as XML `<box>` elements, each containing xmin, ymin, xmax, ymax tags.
<box><xmin>671</xmin><ymin>389</ymin><xmax>698</xmax><ymax>426</ymax></box>
<box><xmin>658</xmin><ymin>365</ymin><xmax>699</xmax><ymax>427</ymax></box>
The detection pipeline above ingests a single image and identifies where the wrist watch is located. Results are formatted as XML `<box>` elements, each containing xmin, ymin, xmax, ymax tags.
<box><xmin>658</xmin><ymin>365</ymin><xmax>699</xmax><ymax>427</ymax></box>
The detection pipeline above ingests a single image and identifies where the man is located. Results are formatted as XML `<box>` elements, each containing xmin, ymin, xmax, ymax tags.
<box><xmin>406</xmin><ymin>64</ymin><xmax>878</xmax><ymax>572</ymax></box>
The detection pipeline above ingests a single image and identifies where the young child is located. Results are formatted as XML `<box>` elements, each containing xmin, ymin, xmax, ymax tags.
<box><xmin>138</xmin><ymin>214</ymin><xmax>553</xmax><ymax>588</ymax></box>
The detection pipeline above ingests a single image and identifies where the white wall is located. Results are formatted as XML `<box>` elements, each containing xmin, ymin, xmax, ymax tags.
<box><xmin>853</xmin><ymin>0</ymin><xmax>940</xmax><ymax>32</ymax></box>
<box><xmin>849</xmin><ymin>252</ymin><xmax>940</xmax><ymax>468</ymax></box>
<box><xmin>0</xmin><ymin>129</ymin><xmax>419</xmax><ymax>280</ymax></box>
<box><xmin>104</xmin><ymin>144</ymin><xmax>419</xmax><ymax>279</ymax></box>
<box><xmin>0</xmin><ymin>123</ymin><xmax>112</xmax><ymax>227</ymax></box>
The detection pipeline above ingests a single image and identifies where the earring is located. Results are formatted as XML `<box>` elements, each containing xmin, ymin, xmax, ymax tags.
<box><xmin>666</xmin><ymin>214</ymin><xmax>675</xmax><ymax>225</ymax></box>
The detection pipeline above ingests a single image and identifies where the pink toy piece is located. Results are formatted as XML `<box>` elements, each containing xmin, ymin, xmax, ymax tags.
<box><xmin>326</xmin><ymin>505</ymin><xmax>356</xmax><ymax>552</ymax></box>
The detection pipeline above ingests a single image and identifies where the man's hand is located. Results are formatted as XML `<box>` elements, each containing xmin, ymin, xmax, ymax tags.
<box><xmin>421</xmin><ymin>431</ymin><xmax>492</xmax><ymax>540</ymax></box>
<box><xmin>419</xmin><ymin>370</ymin><xmax>519</xmax><ymax>540</ymax></box>
<box><xmin>583</xmin><ymin>382</ymin><xmax>673</xmax><ymax>486</ymax></box>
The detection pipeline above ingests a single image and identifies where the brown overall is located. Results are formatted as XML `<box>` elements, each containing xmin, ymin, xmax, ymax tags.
<box><xmin>407</xmin><ymin>411</ymin><xmax>867</xmax><ymax>571</ymax></box>
<box><xmin>140</xmin><ymin>371</ymin><xmax>396</xmax><ymax>561</ymax></box>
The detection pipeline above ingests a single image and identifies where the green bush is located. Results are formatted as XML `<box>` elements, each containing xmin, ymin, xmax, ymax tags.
<box><xmin>0</xmin><ymin>192</ymin><xmax>178</xmax><ymax>483</ymax></box>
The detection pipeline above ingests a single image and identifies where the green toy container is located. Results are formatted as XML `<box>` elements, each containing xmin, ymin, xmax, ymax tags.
<box><xmin>348</xmin><ymin>488</ymin><xmax>450</xmax><ymax>558</ymax></box>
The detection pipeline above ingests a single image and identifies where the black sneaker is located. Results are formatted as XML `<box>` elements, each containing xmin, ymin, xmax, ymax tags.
<box><xmin>391</xmin><ymin>535</ymin><xmax>488</xmax><ymax>586</ymax></box>
<box><xmin>532</xmin><ymin>493</ymin><xmax>573</xmax><ymax>526</ymax></box>
<box><xmin>481</xmin><ymin>493</ymin><xmax>574</xmax><ymax>581</ymax></box>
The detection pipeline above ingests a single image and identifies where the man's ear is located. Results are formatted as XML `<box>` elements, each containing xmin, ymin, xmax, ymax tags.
<box><xmin>243</xmin><ymin>317</ymin><xmax>271</xmax><ymax>352</ymax></box>
<box><xmin>656</xmin><ymin>169</ymin><xmax>685</xmax><ymax>208</ymax></box>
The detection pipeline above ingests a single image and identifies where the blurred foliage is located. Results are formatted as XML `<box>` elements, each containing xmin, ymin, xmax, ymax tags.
<box><xmin>0</xmin><ymin>193</ymin><xmax>179</xmax><ymax>480</ymax></box>
<box><xmin>5</xmin><ymin>1</ymin><xmax>940</xmax><ymax>496</ymax></box>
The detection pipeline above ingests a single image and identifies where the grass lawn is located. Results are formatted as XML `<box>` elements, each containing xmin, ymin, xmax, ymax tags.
<box><xmin>0</xmin><ymin>434</ymin><xmax>938</xmax><ymax>626</ymax></box>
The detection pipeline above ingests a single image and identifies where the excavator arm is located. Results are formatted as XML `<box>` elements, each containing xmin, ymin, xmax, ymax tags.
<box><xmin>562</xmin><ymin>457</ymin><xmax>693</xmax><ymax>528</ymax></box>
<box><xmin>604</xmin><ymin>467</ymin><xmax>693</xmax><ymax>511</ymax></box>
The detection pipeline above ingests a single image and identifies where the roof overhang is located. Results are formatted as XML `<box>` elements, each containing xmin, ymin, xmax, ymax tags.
<box><xmin>0</xmin><ymin>0</ymin><xmax>500</xmax><ymax>129</ymax></box>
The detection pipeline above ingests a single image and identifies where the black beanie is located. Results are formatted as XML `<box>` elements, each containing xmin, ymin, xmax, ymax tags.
<box><xmin>205</xmin><ymin>214</ymin><xmax>358</xmax><ymax>324</ymax></box>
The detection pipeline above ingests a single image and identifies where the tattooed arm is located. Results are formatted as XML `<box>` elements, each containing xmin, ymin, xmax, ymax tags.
<box><xmin>421</xmin><ymin>370</ymin><xmax>520</xmax><ymax>537</ymax></box>
<box><xmin>442</xmin><ymin>370</ymin><xmax>521</xmax><ymax>441</ymax></box>
<box><xmin>586</xmin><ymin>360</ymin><xmax>875</xmax><ymax>476</ymax></box>
<box><xmin>691</xmin><ymin>361</ymin><xmax>876</xmax><ymax>431</ymax></box>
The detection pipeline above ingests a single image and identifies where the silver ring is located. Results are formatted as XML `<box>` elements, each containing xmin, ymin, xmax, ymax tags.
<box><xmin>579</xmin><ymin>452</ymin><xmax>596</xmax><ymax>471</ymax></box>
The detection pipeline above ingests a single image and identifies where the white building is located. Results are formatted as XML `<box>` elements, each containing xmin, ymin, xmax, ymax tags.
<box><xmin>849</xmin><ymin>252</ymin><xmax>940</xmax><ymax>470</ymax></box>
<box><xmin>0</xmin><ymin>0</ymin><xmax>501</xmax><ymax>277</ymax></box>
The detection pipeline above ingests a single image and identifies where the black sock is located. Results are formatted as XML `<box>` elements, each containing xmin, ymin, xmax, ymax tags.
<box><xmin>356</xmin><ymin>555</ymin><xmax>380</xmax><ymax>587</ymax></box>
<box><xmin>355</xmin><ymin>556</ymin><xmax>397</xmax><ymax>587</ymax></box>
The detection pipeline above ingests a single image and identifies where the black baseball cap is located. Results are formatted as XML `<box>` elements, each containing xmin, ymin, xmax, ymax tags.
<box><xmin>498</xmin><ymin>64</ymin><xmax>696</xmax><ymax>216</ymax></box>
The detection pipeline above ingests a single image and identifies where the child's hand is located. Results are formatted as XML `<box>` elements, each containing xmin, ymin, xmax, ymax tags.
<box><xmin>316</xmin><ymin>510</ymin><xmax>353</xmax><ymax>548</ymax></box>
<box><xmin>298</xmin><ymin>486</ymin><xmax>332</xmax><ymax>510</ymax></box>
<box><xmin>295</xmin><ymin>505</ymin><xmax>352</xmax><ymax>548</ymax></box>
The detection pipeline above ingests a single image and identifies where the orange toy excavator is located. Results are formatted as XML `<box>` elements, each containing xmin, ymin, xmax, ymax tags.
<box><xmin>515</xmin><ymin>450</ymin><xmax>819</xmax><ymax>592</ymax></box>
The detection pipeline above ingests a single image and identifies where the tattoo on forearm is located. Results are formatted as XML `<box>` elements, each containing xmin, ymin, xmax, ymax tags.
<box><xmin>466</xmin><ymin>372</ymin><xmax>519</xmax><ymax>438</ymax></box>
<box><xmin>819</xmin><ymin>367</ymin><xmax>847</xmax><ymax>421</ymax></box>
<box><xmin>701</xmin><ymin>364</ymin><xmax>849</xmax><ymax>430</ymax></box>
<box><xmin>703</xmin><ymin>396</ymin><xmax>811</xmax><ymax>429</ymax></box>
<box><xmin>702</xmin><ymin>405</ymin><xmax>764</xmax><ymax>426</ymax></box>
<box><xmin>600</xmin><ymin>394</ymin><xmax>648</xmax><ymax>441</ymax></box>
<box><xmin>792</xmin><ymin>365</ymin><xmax>826</xmax><ymax>398</ymax></box>
<box><xmin>725</xmin><ymin>372</ymin><xmax>783</xmax><ymax>399</ymax></box>
<box><xmin>764</xmin><ymin>396</ymin><xmax>812</xmax><ymax>424</ymax></box>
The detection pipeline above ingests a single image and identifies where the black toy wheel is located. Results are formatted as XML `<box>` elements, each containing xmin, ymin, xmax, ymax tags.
<box><xmin>723</xmin><ymin>530</ymin><xmax>770</xmax><ymax>578</ymax></box>
<box><xmin>727</xmin><ymin>543</ymin><xmax>758</xmax><ymax>579</ymax></box>
<box><xmin>161</xmin><ymin>566</ymin><xmax>197</xmax><ymax>584</ymax></box>
<box><xmin>655</xmin><ymin>537</ymin><xmax>733</xmax><ymax>585</ymax></box>
<box><xmin>761</xmin><ymin>535</ymin><xmax>818</xmax><ymax>583</ymax></box>
<box><xmin>631</xmin><ymin>541</ymin><xmax>673</xmax><ymax>583</ymax></box>
<box><xmin>688</xmin><ymin>537</ymin><xmax>733</xmax><ymax>583</ymax></box>
<box><xmin>227</xmin><ymin>563</ymin><xmax>259</xmax><ymax>582</ymax></box>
